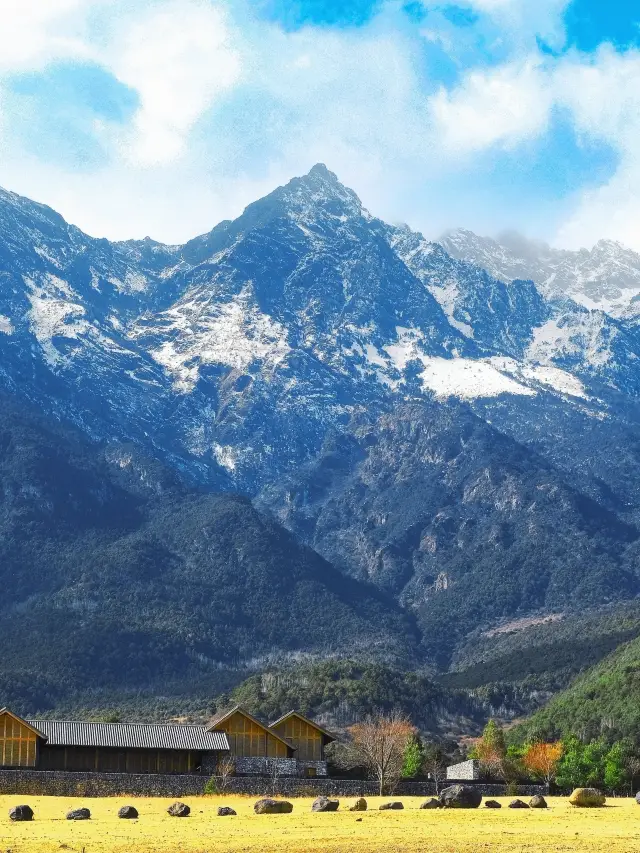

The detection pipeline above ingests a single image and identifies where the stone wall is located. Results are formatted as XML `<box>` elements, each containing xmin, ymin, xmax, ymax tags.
<box><xmin>0</xmin><ymin>769</ymin><xmax>547</xmax><ymax>799</ymax></box>
<box><xmin>446</xmin><ymin>759</ymin><xmax>480</xmax><ymax>781</ymax></box>
<box><xmin>234</xmin><ymin>758</ymin><xmax>328</xmax><ymax>777</ymax></box>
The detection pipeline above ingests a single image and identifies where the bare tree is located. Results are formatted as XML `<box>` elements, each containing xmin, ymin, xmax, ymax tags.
<box><xmin>215</xmin><ymin>756</ymin><xmax>236</xmax><ymax>793</ymax></box>
<box><xmin>347</xmin><ymin>711</ymin><xmax>416</xmax><ymax>796</ymax></box>
<box><xmin>625</xmin><ymin>756</ymin><xmax>640</xmax><ymax>795</ymax></box>
<box><xmin>423</xmin><ymin>743</ymin><xmax>447</xmax><ymax>794</ymax></box>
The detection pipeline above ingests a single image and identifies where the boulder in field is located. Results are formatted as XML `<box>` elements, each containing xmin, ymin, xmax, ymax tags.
<box><xmin>508</xmin><ymin>799</ymin><xmax>529</xmax><ymax>809</ymax></box>
<box><xmin>118</xmin><ymin>806</ymin><xmax>139</xmax><ymax>819</ymax></box>
<box><xmin>254</xmin><ymin>799</ymin><xmax>293</xmax><ymax>814</ymax></box>
<box><xmin>217</xmin><ymin>807</ymin><xmax>237</xmax><ymax>816</ymax></box>
<box><xmin>636</xmin><ymin>791</ymin><xmax>640</xmax><ymax>805</ymax></box>
<box><xmin>66</xmin><ymin>808</ymin><xmax>91</xmax><ymax>821</ymax></box>
<box><xmin>350</xmin><ymin>798</ymin><xmax>367</xmax><ymax>812</ymax></box>
<box><xmin>568</xmin><ymin>788</ymin><xmax>605</xmax><ymax>807</ymax></box>
<box><xmin>9</xmin><ymin>805</ymin><xmax>34</xmax><ymax>822</ymax></box>
<box><xmin>485</xmin><ymin>800</ymin><xmax>502</xmax><ymax>809</ymax></box>
<box><xmin>439</xmin><ymin>785</ymin><xmax>482</xmax><ymax>809</ymax></box>
<box><xmin>167</xmin><ymin>802</ymin><xmax>190</xmax><ymax>817</ymax></box>
<box><xmin>312</xmin><ymin>796</ymin><xmax>339</xmax><ymax>812</ymax></box>
<box><xmin>420</xmin><ymin>798</ymin><xmax>441</xmax><ymax>809</ymax></box>
<box><xmin>379</xmin><ymin>801</ymin><xmax>404</xmax><ymax>810</ymax></box>
<box><xmin>529</xmin><ymin>795</ymin><xmax>547</xmax><ymax>809</ymax></box>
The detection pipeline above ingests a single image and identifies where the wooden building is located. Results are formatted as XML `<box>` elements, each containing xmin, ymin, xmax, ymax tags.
<box><xmin>0</xmin><ymin>708</ymin><xmax>229</xmax><ymax>774</ymax></box>
<box><xmin>0</xmin><ymin>705</ymin><xmax>336</xmax><ymax>777</ymax></box>
<box><xmin>207</xmin><ymin>706</ymin><xmax>294</xmax><ymax>759</ymax></box>
<box><xmin>269</xmin><ymin>711</ymin><xmax>335</xmax><ymax>762</ymax></box>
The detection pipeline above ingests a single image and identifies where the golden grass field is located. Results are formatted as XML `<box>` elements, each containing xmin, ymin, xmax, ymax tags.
<box><xmin>1</xmin><ymin>795</ymin><xmax>639</xmax><ymax>853</ymax></box>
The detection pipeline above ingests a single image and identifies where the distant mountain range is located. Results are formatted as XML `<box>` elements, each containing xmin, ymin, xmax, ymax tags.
<box><xmin>2</xmin><ymin>165</ymin><xmax>640</xmax><ymax>727</ymax></box>
<box><xmin>440</xmin><ymin>228</ymin><xmax>640</xmax><ymax>318</ymax></box>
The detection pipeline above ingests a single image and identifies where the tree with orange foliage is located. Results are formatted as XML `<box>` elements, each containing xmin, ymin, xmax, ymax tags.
<box><xmin>522</xmin><ymin>741</ymin><xmax>564</xmax><ymax>785</ymax></box>
<box><xmin>348</xmin><ymin>712</ymin><xmax>417</xmax><ymax>795</ymax></box>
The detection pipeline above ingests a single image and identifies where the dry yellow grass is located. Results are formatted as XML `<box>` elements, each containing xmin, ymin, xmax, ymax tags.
<box><xmin>1</xmin><ymin>795</ymin><xmax>640</xmax><ymax>853</ymax></box>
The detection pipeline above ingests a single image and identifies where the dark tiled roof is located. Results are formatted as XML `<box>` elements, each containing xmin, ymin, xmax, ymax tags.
<box><xmin>27</xmin><ymin>720</ymin><xmax>229</xmax><ymax>752</ymax></box>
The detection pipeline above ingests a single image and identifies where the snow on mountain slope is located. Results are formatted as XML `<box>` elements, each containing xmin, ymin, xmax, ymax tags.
<box><xmin>440</xmin><ymin>229</ymin><xmax>640</xmax><ymax>318</ymax></box>
<box><xmin>0</xmin><ymin>164</ymin><xmax>638</xmax><ymax>498</ymax></box>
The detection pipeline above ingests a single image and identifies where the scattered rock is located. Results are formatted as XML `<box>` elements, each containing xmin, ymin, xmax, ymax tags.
<box><xmin>9</xmin><ymin>805</ymin><xmax>33</xmax><ymax>822</ymax></box>
<box><xmin>439</xmin><ymin>785</ymin><xmax>482</xmax><ymax>809</ymax></box>
<box><xmin>254</xmin><ymin>799</ymin><xmax>293</xmax><ymax>815</ymax></box>
<box><xmin>379</xmin><ymin>802</ymin><xmax>404</xmax><ymax>810</ymax></box>
<box><xmin>484</xmin><ymin>800</ymin><xmax>502</xmax><ymax>809</ymax></box>
<box><xmin>420</xmin><ymin>798</ymin><xmax>441</xmax><ymax>809</ymax></box>
<box><xmin>66</xmin><ymin>808</ymin><xmax>91</xmax><ymax>821</ymax></box>
<box><xmin>217</xmin><ymin>807</ymin><xmax>237</xmax><ymax>816</ymax></box>
<box><xmin>509</xmin><ymin>799</ymin><xmax>529</xmax><ymax>809</ymax></box>
<box><xmin>529</xmin><ymin>795</ymin><xmax>547</xmax><ymax>809</ymax></box>
<box><xmin>568</xmin><ymin>788</ymin><xmax>606</xmax><ymax>808</ymax></box>
<box><xmin>349</xmin><ymin>798</ymin><xmax>367</xmax><ymax>812</ymax></box>
<box><xmin>356</xmin><ymin>817</ymin><xmax>363</xmax><ymax>822</ymax></box>
<box><xmin>312</xmin><ymin>796</ymin><xmax>339</xmax><ymax>812</ymax></box>
<box><xmin>118</xmin><ymin>806</ymin><xmax>138</xmax><ymax>819</ymax></box>
<box><xmin>167</xmin><ymin>802</ymin><xmax>190</xmax><ymax>817</ymax></box>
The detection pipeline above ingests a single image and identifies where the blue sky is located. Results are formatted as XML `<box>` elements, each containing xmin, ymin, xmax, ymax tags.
<box><xmin>0</xmin><ymin>0</ymin><xmax>639</xmax><ymax>249</ymax></box>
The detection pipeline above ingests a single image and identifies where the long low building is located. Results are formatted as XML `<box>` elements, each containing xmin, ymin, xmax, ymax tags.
<box><xmin>0</xmin><ymin>705</ymin><xmax>335</xmax><ymax>777</ymax></box>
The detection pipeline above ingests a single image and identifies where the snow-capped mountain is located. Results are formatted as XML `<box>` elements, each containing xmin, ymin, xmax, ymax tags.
<box><xmin>2</xmin><ymin>165</ymin><xmax>640</xmax><ymax>493</ymax></box>
<box><xmin>441</xmin><ymin>228</ymin><xmax>640</xmax><ymax>318</ymax></box>
<box><xmin>3</xmin><ymin>164</ymin><xmax>640</xmax><ymax>658</ymax></box>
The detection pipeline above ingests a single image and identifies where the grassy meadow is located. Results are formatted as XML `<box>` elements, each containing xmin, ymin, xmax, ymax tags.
<box><xmin>1</xmin><ymin>795</ymin><xmax>640</xmax><ymax>853</ymax></box>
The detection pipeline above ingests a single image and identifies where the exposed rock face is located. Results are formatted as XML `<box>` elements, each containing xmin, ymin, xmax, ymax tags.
<box><xmin>118</xmin><ymin>805</ymin><xmax>139</xmax><ymax>819</ymax></box>
<box><xmin>508</xmin><ymin>799</ymin><xmax>529</xmax><ymax>809</ymax></box>
<box><xmin>569</xmin><ymin>788</ymin><xmax>606</xmax><ymax>807</ymax></box>
<box><xmin>311</xmin><ymin>797</ymin><xmax>339</xmax><ymax>812</ymax></box>
<box><xmin>420</xmin><ymin>798</ymin><xmax>441</xmax><ymax>809</ymax></box>
<box><xmin>484</xmin><ymin>800</ymin><xmax>502</xmax><ymax>809</ymax></box>
<box><xmin>66</xmin><ymin>808</ymin><xmax>91</xmax><ymax>820</ymax></box>
<box><xmin>349</xmin><ymin>798</ymin><xmax>367</xmax><ymax>812</ymax></box>
<box><xmin>254</xmin><ymin>799</ymin><xmax>294</xmax><ymax>814</ymax></box>
<box><xmin>9</xmin><ymin>805</ymin><xmax>34</xmax><ymax>821</ymax></box>
<box><xmin>217</xmin><ymin>807</ymin><xmax>237</xmax><ymax>816</ymax></box>
<box><xmin>439</xmin><ymin>785</ymin><xmax>482</xmax><ymax>809</ymax></box>
<box><xmin>379</xmin><ymin>802</ymin><xmax>404</xmax><ymax>810</ymax></box>
<box><xmin>167</xmin><ymin>802</ymin><xmax>191</xmax><ymax>817</ymax></box>
<box><xmin>529</xmin><ymin>795</ymin><xmax>547</xmax><ymax>809</ymax></box>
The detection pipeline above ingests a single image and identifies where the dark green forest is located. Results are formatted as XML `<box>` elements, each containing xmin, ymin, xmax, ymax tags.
<box><xmin>0</xmin><ymin>395</ymin><xmax>418</xmax><ymax>714</ymax></box>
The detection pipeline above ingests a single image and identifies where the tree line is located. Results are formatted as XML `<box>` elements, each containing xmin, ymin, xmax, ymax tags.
<box><xmin>329</xmin><ymin>712</ymin><xmax>640</xmax><ymax>795</ymax></box>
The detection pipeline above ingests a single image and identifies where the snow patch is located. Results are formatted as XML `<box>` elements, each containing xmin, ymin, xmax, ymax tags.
<box><xmin>25</xmin><ymin>274</ymin><xmax>90</xmax><ymax>366</ymax></box>
<box><xmin>419</xmin><ymin>357</ymin><xmax>535</xmax><ymax>400</ymax></box>
<box><xmin>0</xmin><ymin>315</ymin><xmax>13</xmax><ymax>334</ymax></box>
<box><xmin>145</xmin><ymin>287</ymin><xmax>291</xmax><ymax>393</ymax></box>
<box><xmin>489</xmin><ymin>357</ymin><xmax>588</xmax><ymax>399</ymax></box>
<box><xmin>213</xmin><ymin>443</ymin><xmax>239</xmax><ymax>472</ymax></box>
<box><xmin>527</xmin><ymin>315</ymin><xmax>613</xmax><ymax>368</ymax></box>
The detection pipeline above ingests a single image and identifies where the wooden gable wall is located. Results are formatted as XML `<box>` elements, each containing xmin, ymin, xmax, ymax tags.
<box><xmin>215</xmin><ymin>711</ymin><xmax>290</xmax><ymax>758</ymax></box>
<box><xmin>0</xmin><ymin>712</ymin><xmax>38</xmax><ymax>768</ymax></box>
<box><xmin>271</xmin><ymin>716</ymin><xmax>324</xmax><ymax>760</ymax></box>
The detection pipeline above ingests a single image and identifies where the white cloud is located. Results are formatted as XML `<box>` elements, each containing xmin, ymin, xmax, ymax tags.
<box><xmin>105</xmin><ymin>0</ymin><xmax>241</xmax><ymax>166</ymax></box>
<box><xmin>429</xmin><ymin>58</ymin><xmax>553</xmax><ymax>154</ymax></box>
<box><xmin>0</xmin><ymin>0</ymin><xmax>98</xmax><ymax>71</ymax></box>
<box><xmin>551</xmin><ymin>47</ymin><xmax>640</xmax><ymax>249</ymax></box>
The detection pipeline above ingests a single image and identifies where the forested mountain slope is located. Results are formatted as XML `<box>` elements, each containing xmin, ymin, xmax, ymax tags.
<box><xmin>513</xmin><ymin>633</ymin><xmax>640</xmax><ymax>745</ymax></box>
<box><xmin>0</xmin><ymin>395</ymin><xmax>418</xmax><ymax>714</ymax></box>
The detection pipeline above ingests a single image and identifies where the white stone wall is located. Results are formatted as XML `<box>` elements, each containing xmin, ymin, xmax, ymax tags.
<box><xmin>446</xmin><ymin>759</ymin><xmax>480</xmax><ymax>780</ymax></box>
